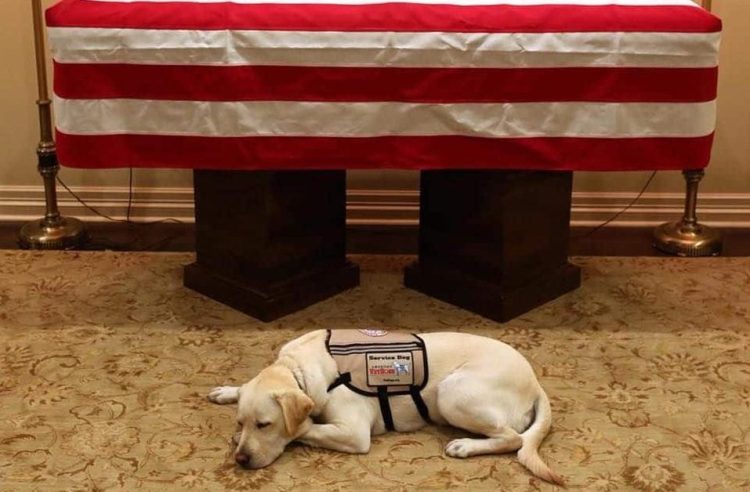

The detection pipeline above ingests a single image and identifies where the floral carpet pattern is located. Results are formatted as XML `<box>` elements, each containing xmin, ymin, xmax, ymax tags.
<box><xmin>0</xmin><ymin>251</ymin><xmax>748</xmax><ymax>491</ymax></box>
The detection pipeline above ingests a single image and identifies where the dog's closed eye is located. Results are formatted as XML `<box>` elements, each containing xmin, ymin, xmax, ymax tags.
<box><xmin>256</xmin><ymin>421</ymin><xmax>271</xmax><ymax>429</ymax></box>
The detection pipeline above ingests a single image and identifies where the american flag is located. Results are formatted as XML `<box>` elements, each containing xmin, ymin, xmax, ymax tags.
<box><xmin>46</xmin><ymin>0</ymin><xmax>721</xmax><ymax>171</ymax></box>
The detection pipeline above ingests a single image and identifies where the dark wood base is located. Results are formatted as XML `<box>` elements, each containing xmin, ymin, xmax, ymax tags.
<box><xmin>185</xmin><ymin>259</ymin><xmax>360</xmax><ymax>322</ymax></box>
<box><xmin>185</xmin><ymin>170</ymin><xmax>359</xmax><ymax>322</ymax></box>
<box><xmin>405</xmin><ymin>261</ymin><xmax>581</xmax><ymax>322</ymax></box>
<box><xmin>405</xmin><ymin>170</ymin><xmax>581</xmax><ymax>322</ymax></box>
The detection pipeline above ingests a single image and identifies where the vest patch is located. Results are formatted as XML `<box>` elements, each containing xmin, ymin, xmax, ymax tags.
<box><xmin>366</xmin><ymin>352</ymin><xmax>414</xmax><ymax>386</ymax></box>
<box><xmin>326</xmin><ymin>329</ymin><xmax>431</xmax><ymax>431</ymax></box>
<box><xmin>359</xmin><ymin>328</ymin><xmax>389</xmax><ymax>337</ymax></box>
<box><xmin>326</xmin><ymin>329</ymin><xmax>427</xmax><ymax>396</ymax></box>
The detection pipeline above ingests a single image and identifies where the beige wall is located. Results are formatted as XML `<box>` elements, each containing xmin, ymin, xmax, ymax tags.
<box><xmin>1</xmin><ymin>0</ymin><xmax>48</xmax><ymax>189</ymax></box>
<box><xmin>0</xmin><ymin>0</ymin><xmax>193</xmax><ymax>191</ymax></box>
<box><xmin>0</xmin><ymin>0</ymin><xmax>747</xmax><ymax>204</ymax></box>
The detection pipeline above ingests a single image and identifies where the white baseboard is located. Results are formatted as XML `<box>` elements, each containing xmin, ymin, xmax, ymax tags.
<box><xmin>569</xmin><ymin>192</ymin><xmax>750</xmax><ymax>228</ymax></box>
<box><xmin>0</xmin><ymin>185</ymin><xmax>195</xmax><ymax>223</ymax></box>
<box><xmin>1</xmin><ymin>185</ymin><xmax>749</xmax><ymax>228</ymax></box>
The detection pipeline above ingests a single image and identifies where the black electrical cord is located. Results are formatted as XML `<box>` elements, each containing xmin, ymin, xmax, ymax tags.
<box><xmin>56</xmin><ymin>175</ymin><xmax>183</xmax><ymax>226</ymax></box>
<box><xmin>56</xmin><ymin>173</ymin><xmax>185</xmax><ymax>251</ymax></box>
<box><xmin>573</xmin><ymin>170</ymin><xmax>657</xmax><ymax>240</ymax></box>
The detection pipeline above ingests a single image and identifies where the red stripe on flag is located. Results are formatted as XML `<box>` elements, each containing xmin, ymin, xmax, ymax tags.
<box><xmin>55</xmin><ymin>133</ymin><xmax>713</xmax><ymax>171</ymax></box>
<box><xmin>53</xmin><ymin>64</ymin><xmax>718</xmax><ymax>103</ymax></box>
<box><xmin>47</xmin><ymin>1</ymin><xmax>722</xmax><ymax>33</ymax></box>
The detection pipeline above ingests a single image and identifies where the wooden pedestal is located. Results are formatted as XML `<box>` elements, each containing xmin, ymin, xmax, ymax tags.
<box><xmin>404</xmin><ymin>170</ymin><xmax>581</xmax><ymax>322</ymax></box>
<box><xmin>184</xmin><ymin>170</ymin><xmax>360</xmax><ymax>322</ymax></box>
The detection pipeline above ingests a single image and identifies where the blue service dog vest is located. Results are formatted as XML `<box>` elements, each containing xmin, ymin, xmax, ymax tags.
<box><xmin>326</xmin><ymin>329</ymin><xmax>431</xmax><ymax>431</ymax></box>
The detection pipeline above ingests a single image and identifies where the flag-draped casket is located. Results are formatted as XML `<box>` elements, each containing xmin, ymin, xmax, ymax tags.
<box><xmin>46</xmin><ymin>0</ymin><xmax>721</xmax><ymax>171</ymax></box>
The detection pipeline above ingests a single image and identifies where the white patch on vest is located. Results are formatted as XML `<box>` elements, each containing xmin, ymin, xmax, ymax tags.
<box><xmin>359</xmin><ymin>329</ymin><xmax>389</xmax><ymax>337</ymax></box>
<box><xmin>366</xmin><ymin>352</ymin><xmax>414</xmax><ymax>386</ymax></box>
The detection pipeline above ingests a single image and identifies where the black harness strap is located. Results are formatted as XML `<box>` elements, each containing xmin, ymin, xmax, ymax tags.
<box><xmin>409</xmin><ymin>386</ymin><xmax>432</xmax><ymax>424</ymax></box>
<box><xmin>327</xmin><ymin>374</ymin><xmax>430</xmax><ymax>431</ymax></box>
<box><xmin>327</xmin><ymin>373</ymin><xmax>351</xmax><ymax>392</ymax></box>
<box><xmin>377</xmin><ymin>386</ymin><xmax>395</xmax><ymax>431</ymax></box>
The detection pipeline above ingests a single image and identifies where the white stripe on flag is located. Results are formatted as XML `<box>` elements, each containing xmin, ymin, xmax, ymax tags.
<box><xmin>53</xmin><ymin>97</ymin><xmax>717</xmax><ymax>139</ymax></box>
<box><xmin>48</xmin><ymin>29</ymin><xmax>720</xmax><ymax>68</ymax></box>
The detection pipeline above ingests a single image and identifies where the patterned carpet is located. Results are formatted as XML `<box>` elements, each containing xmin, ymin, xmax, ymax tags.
<box><xmin>0</xmin><ymin>251</ymin><xmax>748</xmax><ymax>491</ymax></box>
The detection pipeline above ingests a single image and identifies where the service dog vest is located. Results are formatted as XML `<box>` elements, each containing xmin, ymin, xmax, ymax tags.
<box><xmin>326</xmin><ymin>329</ymin><xmax>430</xmax><ymax>431</ymax></box>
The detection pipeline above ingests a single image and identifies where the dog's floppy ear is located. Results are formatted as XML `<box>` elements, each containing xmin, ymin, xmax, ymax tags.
<box><xmin>274</xmin><ymin>389</ymin><xmax>314</xmax><ymax>436</ymax></box>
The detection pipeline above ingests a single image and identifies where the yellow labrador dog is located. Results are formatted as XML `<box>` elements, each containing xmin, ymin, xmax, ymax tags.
<box><xmin>208</xmin><ymin>330</ymin><xmax>562</xmax><ymax>485</ymax></box>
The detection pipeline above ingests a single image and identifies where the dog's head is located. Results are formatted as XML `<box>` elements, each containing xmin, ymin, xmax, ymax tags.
<box><xmin>233</xmin><ymin>365</ymin><xmax>314</xmax><ymax>469</ymax></box>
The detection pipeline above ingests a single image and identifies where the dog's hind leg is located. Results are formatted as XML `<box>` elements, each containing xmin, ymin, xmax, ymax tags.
<box><xmin>437</xmin><ymin>372</ymin><xmax>524</xmax><ymax>458</ymax></box>
<box><xmin>444</xmin><ymin>428</ymin><xmax>522</xmax><ymax>458</ymax></box>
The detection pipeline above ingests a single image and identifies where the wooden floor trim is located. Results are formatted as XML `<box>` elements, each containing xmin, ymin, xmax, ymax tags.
<box><xmin>2</xmin><ymin>221</ymin><xmax>750</xmax><ymax>256</ymax></box>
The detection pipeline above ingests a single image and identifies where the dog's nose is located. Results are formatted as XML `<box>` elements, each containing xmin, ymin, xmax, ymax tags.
<box><xmin>235</xmin><ymin>452</ymin><xmax>251</xmax><ymax>468</ymax></box>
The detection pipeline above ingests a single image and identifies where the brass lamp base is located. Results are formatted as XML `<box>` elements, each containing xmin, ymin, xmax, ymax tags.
<box><xmin>22</xmin><ymin>0</ymin><xmax>88</xmax><ymax>251</ymax></box>
<box><xmin>652</xmin><ymin>169</ymin><xmax>722</xmax><ymax>257</ymax></box>
<box><xmin>653</xmin><ymin>221</ymin><xmax>721</xmax><ymax>257</ymax></box>
<box><xmin>19</xmin><ymin>216</ymin><xmax>87</xmax><ymax>250</ymax></box>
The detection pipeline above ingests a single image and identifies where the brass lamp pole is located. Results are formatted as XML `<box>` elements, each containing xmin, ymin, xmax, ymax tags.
<box><xmin>19</xmin><ymin>0</ymin><xmax>86</xmax><ymax>249</ymax></box>
<box><xmin>653</xmin><ymin>0</ymin><xmax>721</xmax><ymax>256</ymax></box>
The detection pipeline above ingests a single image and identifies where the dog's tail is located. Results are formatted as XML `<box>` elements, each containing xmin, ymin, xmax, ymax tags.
<box><xmin>518</xmin><ymin>388</ymin><xmax>565</xmax><ymax>486</ymax></box>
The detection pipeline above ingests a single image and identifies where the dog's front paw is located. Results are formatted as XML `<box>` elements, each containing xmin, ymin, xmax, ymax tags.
<box><xmin>445</xmin><ymin>438</ymin><xmax>474</xmax><ymax>458</ymax></box>
<box><xmin>208</xmin><ymin>386</ymin><xmax>240</xmax><ymax>404</ymax></box>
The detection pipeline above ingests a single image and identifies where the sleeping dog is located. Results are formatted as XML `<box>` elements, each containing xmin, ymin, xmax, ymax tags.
<box><xmin>208</xmin><ymin>329</ymin><xmax>563</xmax><ymax>485</ymax></box>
